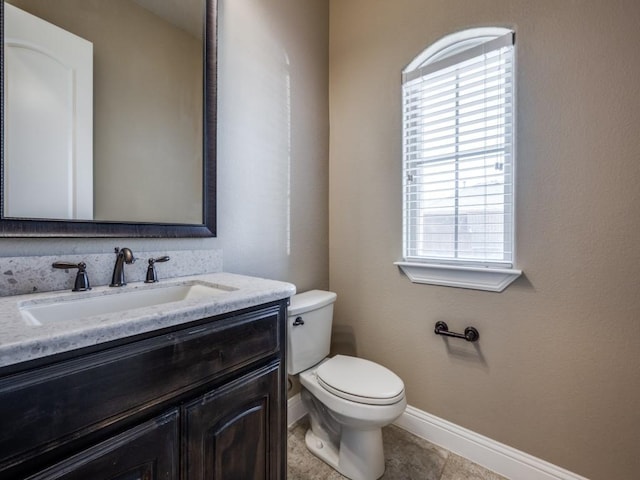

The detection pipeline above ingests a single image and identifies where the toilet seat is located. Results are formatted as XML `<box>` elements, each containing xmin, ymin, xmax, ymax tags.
<box><xmin>315</xmin><ymin>355</ymin><xmax>405</xmax><ymax>406</ymax></box>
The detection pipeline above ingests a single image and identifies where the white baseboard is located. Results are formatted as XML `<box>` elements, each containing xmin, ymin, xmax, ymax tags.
<box><xmin>287</xmin><ymin>393</ymin><xmax>308</xmax><ymax>427</ymax></box>
<box><xmin>395</xmin><ymin>405</ymin><xmax>589</xmax><ymax>480</ymax></box>
<box><xmin>287</xmin><ymin>396</ymin><xmax>588</xmax><ymax>480</ymax></box>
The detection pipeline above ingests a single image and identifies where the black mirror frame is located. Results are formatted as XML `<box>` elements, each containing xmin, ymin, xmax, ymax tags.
<box><xmin>0</xmin><ymin>0</ymin><xmax>217</xmax><ymax>238</ymax></box>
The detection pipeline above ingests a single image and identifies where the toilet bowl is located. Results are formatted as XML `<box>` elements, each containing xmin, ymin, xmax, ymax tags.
<box><xmin>287</xmin><ymin>290</ymin><xmax>406</xmax><ymax>480</ymax></box>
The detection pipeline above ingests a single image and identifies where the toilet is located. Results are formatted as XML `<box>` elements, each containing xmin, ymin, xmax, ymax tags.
<box><xmin>287</xmin><ymin>290</ymin><xmax>406</xmax><ymax>480</ymax></box>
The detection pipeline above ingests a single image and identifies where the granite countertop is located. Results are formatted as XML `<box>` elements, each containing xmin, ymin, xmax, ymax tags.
<box><xmin>0</xmin><ymin>272</ymin><xmax>296</xmax><ymax>369</ymax></box>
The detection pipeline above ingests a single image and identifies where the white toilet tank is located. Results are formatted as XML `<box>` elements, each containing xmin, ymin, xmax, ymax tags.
<box><xmin>287</xmin><ymin>290</ymin><xmax>337</xmax><ymax>375</ymax></box>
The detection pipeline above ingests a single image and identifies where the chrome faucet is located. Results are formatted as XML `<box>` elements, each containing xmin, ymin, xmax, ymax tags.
<box><xmin>110</xmin><ymin>247</ymin><xmax>135</xmax><ymax>287</ymax></box>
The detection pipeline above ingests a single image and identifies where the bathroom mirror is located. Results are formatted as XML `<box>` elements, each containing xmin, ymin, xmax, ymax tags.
<box><xmin>0</xmin><ymin>0</ymin><xmax>217</xmax><ymax>237</ymax></box>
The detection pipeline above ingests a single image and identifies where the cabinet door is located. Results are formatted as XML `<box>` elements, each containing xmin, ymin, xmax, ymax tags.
<box><xmin>183</xmin><ymin>362</ymin><xmax>283</xmax><ymax>480</ymax></box>
<box><xmin>27</xmin><ymin>410</ymin><xmax>179</xmax><ymax>480</ymax></box>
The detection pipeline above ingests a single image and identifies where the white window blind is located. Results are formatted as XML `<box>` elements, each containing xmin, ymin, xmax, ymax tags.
<box><xmin>402</xmin><ymin>31</ymin><xmax>515</xmax><ymax>268</ymax></box>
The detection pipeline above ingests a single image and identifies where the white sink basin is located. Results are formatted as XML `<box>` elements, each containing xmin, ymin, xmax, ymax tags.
<box><xmin>19</xmin><ymin>281</ymin><xmax>236</xmax><ymax>326</ymax></box>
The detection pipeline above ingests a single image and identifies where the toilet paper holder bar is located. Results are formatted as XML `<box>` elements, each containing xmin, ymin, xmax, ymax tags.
<box><xmin>434</xmin><ymin>321</ymin><xmax>479</xmax><ymax>342</ymax></box>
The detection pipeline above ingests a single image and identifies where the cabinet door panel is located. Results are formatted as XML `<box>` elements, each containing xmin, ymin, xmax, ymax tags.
<box><xmin>184</xmin><ymin>362</ymin><xmax>282</xmax><ymax>480</ymax></box>
<box><xmin>26</xmin><ymin>410</ymin><xmax>179</xmax><ymax>480</ymax></box>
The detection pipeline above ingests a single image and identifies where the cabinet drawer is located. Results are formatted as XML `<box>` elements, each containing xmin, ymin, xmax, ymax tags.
<box><xmin>0</xmin><ymin>305</ymin><xmax>281</xmax><ymax>472</ymax></box>
<box><xmin>26</xmin><ymin>410</ymin><xmax>179</xmax><ymax>480</ymax></box>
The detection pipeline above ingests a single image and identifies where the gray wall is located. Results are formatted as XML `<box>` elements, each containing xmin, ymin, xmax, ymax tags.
<box><xmin>0</xmin><ymin>0</ymin><xmax>330</xmax><ymax>295</ymax></box>
<box><xmin>329</xmin><ymin>1</ymin><xmax>640</xmax><ymax>479</ymax></box>
<box><xmin>215</xmin><ymin>0</ymin><xmax>329</xmax><ymax>292</ymax></box>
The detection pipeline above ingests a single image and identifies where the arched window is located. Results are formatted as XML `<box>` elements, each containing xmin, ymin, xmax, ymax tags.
<box><xmin>396</xmin><ymin>28</ymin><xmax>521</xmax><ymax>291</ymax></box>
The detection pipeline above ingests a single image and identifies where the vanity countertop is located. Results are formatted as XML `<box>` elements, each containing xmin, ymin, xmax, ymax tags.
<box><xmin>0</xmin><ymin>272</ymin><xmax>295</xmax><ymax>369</ymax></box>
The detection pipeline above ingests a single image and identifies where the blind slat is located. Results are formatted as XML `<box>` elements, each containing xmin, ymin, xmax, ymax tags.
<box><xmin>403</xmin><ymin>111</ymin><xmax>511</xmax><ymax>140</ymax></box>
<box><xmin>404</xmin><ymin>103</ymin><xmax>512</xmax><ymax>134</ymax></box>
<box><xmin>405</xmin><ymin>135</ymin><xmax>511</xmax><ymax>162</ymax></box>
<box><xmin>404</xmin><ymin>86</ymin><xmax>512</xmax><ymax>121</ymax></box>
<box><xmin>404</xmin><ymin>102</ymin><xmax>513</xmax><ymax>133</ymax></box>
<box><xmin>405</xmin><ymin>148</ymin><xmax>511</xmax><ymax>167</ymax></box>
<box><xmin>407</xmin><ymin>124</ymin><xmax>510</xmax><ymax>152</ymax></box>
<box><xmin>403</xmin><ymin>64</ymin><xmax>513</xmax><ymax>105</ymax></box>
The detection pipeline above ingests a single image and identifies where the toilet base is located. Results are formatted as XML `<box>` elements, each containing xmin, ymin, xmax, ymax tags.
<box><xmin>305</xmin><ymin>426</ymin><xmax>385</xmax><ymax>480</ymax></box>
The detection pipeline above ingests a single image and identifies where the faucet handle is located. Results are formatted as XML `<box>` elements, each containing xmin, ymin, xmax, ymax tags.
<box><xmin>145</xmin><ymin>256</ymin><xmax>170</xmax><ymax>283</ymax></box>
<box><xmin>52</xmin><ymin>262</ymin><xmax>92</xmax><ymax>292</ymax></box>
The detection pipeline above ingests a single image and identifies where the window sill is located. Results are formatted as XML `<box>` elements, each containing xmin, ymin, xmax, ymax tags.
<box><xmin>394</xmin><ymin>261</ymin><xmax>522</xmax><ymax>292</ymax></box>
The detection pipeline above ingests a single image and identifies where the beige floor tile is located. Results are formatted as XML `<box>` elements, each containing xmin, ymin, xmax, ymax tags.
<box><xmin>381</xmin><ymin>425</ymin><xmax>448</xmax><ymax>479</ymax></box>
<box><xmin>439</xmin><ymin>453</ymin><xmax>508</xmax><ymax>480</ymax></box>
<box><xmin>288</xmin><ymin>418</ymin><xmax>507</xmax><ymax>480</ymax></box>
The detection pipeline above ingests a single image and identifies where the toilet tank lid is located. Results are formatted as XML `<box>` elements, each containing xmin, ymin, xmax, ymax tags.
<box><xmin>289</xmin><ymin>290</ymin><xmax>337</xmax><ymax>316</ymax></box>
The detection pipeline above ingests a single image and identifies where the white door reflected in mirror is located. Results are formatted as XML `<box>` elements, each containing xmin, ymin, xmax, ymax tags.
<box><xmin>4</xmin><ymin>3</ymin><xmax>93</xmax><ymax>220</ymax></box>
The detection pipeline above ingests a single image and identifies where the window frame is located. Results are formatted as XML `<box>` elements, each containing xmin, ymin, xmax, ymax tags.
<box><xmin>395</xmin><ymin>27</ymin><xmax>522</xmax><ymax>292</ymax></box>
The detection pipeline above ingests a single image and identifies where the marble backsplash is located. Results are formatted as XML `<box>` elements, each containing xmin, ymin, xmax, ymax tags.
<box><xmin>0</xmin><ymin>248</ymin><xmax>223</xmax><ymax>297</ymax></box>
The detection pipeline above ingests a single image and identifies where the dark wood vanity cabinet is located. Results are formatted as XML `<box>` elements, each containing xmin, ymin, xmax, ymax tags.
<box><xmin>0</xmin><ymin>300</ymin><xmax>288</xmax><ymax>480</ymax></box>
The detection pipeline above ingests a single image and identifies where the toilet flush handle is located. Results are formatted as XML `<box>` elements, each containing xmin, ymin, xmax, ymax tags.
<box><xmin>293</xmin><ymin>316</ymin><xmax>305</xmax><ymax>326</ymax></box>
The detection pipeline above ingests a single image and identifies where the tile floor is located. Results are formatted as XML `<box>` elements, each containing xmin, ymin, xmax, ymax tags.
<box><xmin>288</xmin><ymin>418</ymin><xmax>508</xmax><ymax>480</ymax></box>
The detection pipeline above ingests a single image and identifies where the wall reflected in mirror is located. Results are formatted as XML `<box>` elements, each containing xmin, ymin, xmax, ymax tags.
<box><xmin>3</xmin><ymin>0</ymin><xmax>204</xmax><ymax>224</ymax></box>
